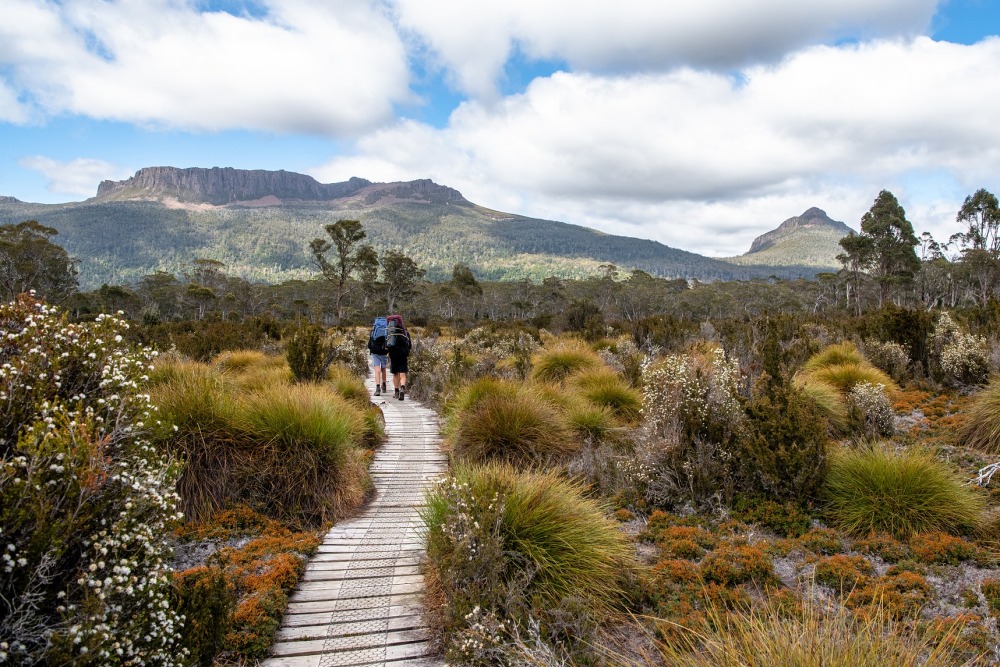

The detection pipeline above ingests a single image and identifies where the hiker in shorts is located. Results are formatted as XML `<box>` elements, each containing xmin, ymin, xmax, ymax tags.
<box><xmin>386</xmin><ymin>314</ymin><xmax>411</xmax><ymax>401</ymax></box>
<box><xmin>367</xmin><ymin>316</ymin><xmax>389</xmax><ymax>396</ymax></box>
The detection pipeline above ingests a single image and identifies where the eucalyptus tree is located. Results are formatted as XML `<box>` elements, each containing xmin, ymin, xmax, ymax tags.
<box><xmin>951</xmin><ymin>189</ymin><xmax>1000</xmax><ymax>305</ymax></box>
<box><xmin>310</xmin><ymin>219</ymin><xmax>378</xmax><ymax>323</ymax></box>
<box><xmin>380</xmin><ymin>250</ymin><xmax>426</xmax><ymax>313</ymax></box>
<box><xmin>0</xmin><ymin>220</ymin><xmax>78</xmax><ymax>302</ymax></box>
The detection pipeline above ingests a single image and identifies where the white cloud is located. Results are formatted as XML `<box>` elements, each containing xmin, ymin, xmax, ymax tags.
<box><xmin>1</xmin><ymin>0</ymin><xmax>411</xmax><ymax>134</ymax></box>
<box><xmin>315</xmin><ymin>37</ymin><xmax>1000</xmax><ymax>256</ymax></box>
<box><xmin>20</xmin><ymin>156</ymin><xmax>130</xmax><ymax>197</ymax></box>
<box><xmin>0</xmin><ymin>79</ymin><xmax>30</xmax><ymax>123</ymax></box>
<box><xmin>390</xmin><ymin>0</ymin><xmax>939</xmax><ymax>98</ymax></box>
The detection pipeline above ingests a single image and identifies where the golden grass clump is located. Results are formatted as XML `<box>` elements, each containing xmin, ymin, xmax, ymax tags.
<box><xmin>531</xmin><ymin>340</ymin><xmax>603</xmax><ymax>384</ymax></box>
<box><xmin>149</xmin><ymin>360</ymin><xmax>371</xmax><ymax>526</ymax></box>
<box><xmin>800</xmin><ymin>341</ymin><xmax>868</xmax><ymax>373</ymax></box>
<box><xmin>823</xmin><ymin>443</ymin><xmax>985</xmax><ymax>539</ymax></box>
<box><xmin>326</xmin><ymin>363</ymin><xmax>372</xmax><ymax>410</ymax></box>
<box><xmin>957</xmin><ymin>380</ymin><xmax>1000</xmax><ymax>454</ymax></box>
<box><xmin>213</xmin><ymin>349</ymin><xmax>281</xmax><ymax>374</ymax></box>
<box><xmin>650</xmin><ymin>592</ymin><xmax>979</xmax><ymax>667</ymax></box>
<box><xmin>571</xmin><ymin>369</ymin><xmax>643</xmax><ymax>424</ymax></box>
<box><xmin>450</xmin><ymin>386</ymin><xmax>577</xmax><ymax>466</ymax></box>
<box><xmin>424</xmin><ymin>462</ymin><xmax>634</xmax><ymax>616</ymax></box>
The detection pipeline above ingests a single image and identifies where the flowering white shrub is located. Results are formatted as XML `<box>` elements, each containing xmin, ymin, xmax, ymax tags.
<box><xmin>641</xmin><ymin>347</ymin><xmax>743</xmax><ymax>442</ymax></box>
<box><xmin>847</xmin><ymin>382</ymin><xmax>896</xmax><ymax>438</ymax></box>
<box><xmin>0</xmin><ymin>295</ymin><xmax>184</xmax><ymax>665</ymax></box>
<box><xmin>940</xmin><ymin>333</ymin><xmax>991</xmax><ymax>386</ymax></box>
<box><xmin>862</xmin><ymin>338</ymin><xmax>910</xmax><ymax>382</ymax></box>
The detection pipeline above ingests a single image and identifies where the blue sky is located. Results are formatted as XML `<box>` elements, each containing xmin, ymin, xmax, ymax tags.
<box><xmin>1</xmin><ymin>0</ymin><xmax>999</xmax><ymax>257</ymax></box>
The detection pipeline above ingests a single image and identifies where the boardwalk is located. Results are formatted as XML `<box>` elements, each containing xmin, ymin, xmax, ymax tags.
<box><xmin>263</xmin><ymin>386</ymin><xmax>448</xmax><ymax>667</ymax></box>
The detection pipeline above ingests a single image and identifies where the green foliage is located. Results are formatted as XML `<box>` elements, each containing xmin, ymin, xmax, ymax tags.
<box><xmin>857</xmin><ymin>305</ymin><xmax>935</xmax><ymax>373</ymax></box>
<box><xmin>0</xmin><ymin>219</ymin><xmax>78</xmax><ymax>302</ymax></box>
<box><xmin>732</xmin><ymin>499</ymin><xmax>813</xmax><ymax>538</ymax></box>
<box><xmin>173</xmin><ymin>565</ymin><xmax>235</xmax><ymax>667</ymax></box>
<box><xmin>823</xmin><ymin>444</ymin><xmax>985</xmax><ymax>539</ymax></box>
<box><xmin>737</xmin><ymin>383</ymin><xmax>829</xmax><ymax>503</ymax></box>
<box><xmin>797</xmin><ymin>378</ymin><xmax>849</xmax><ymax>433</ymax></box>
<box><xmin>570</xmin><ymin>369</ymin><xmax>643</xmax><ymax>424</ymax></box>
<box><xmin>132</xmin><ymin>316</ymin><xmax>281</xmax><ymax>361</ymax></box>
<box><xmin>149</xmin><ymin>359</ymin><xmax>369</xmax><ymax>526</ymax></box>
<box><xmin>449</xmin><ymin>385</ymin><xmax>576</xmax><ymax>466</ymax></box>
<box><xmin>800</xmin><ymin>341</ymin><xmax>867</xmax><ymax>372</ymax></box>
<box><xmin>531</xmin><ymin>341</ymin><xmax>603</xmax><ymax>383</ymax></box>
<box><xmin>423</xmin><ymin>463</ymin><xmax>633</xmax><ymax>663</ymax></box>
<box><xmin>285</xmin><ymin>322</ymin><xmax>335</xmax><ymax>383</ymax></box>
<box><xmin>0</xmin><ymin>296</ymin><xmax>184</xmax><ymax>665</ymax></box>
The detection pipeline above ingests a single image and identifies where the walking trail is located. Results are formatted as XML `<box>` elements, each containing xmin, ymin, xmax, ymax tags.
<box><xmin>262</xmin><ymin>385</ymin><xmax>448</xmax><ymax>667</ymax></box>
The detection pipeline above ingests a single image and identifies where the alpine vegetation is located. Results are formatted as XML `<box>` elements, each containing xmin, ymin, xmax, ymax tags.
<box><xmin>0</xmin><ymin>295</ymin><xmax>184</xmax><ymax>665</ymax></box>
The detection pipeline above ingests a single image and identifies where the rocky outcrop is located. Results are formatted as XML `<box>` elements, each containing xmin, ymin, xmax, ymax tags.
<box><xmin>94</xmin><ymin>167</ymin><xmax>468</xmax><ymax>206</ymax></box>
<box><xmin>747</xmin><ymin>207</ymin><xmax>853</xmax><ymax>254</ymax></box>
<box><xmin>0</xmin><ymin>196</ymin><xmax>21</xmax><ymax>204</ymax></box>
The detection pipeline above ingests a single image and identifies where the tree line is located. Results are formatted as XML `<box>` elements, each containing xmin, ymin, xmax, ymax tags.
<box><xmin>3</xmin><ymin>188</ymin><xmax>999</xmax><ymax>331</ymax></box>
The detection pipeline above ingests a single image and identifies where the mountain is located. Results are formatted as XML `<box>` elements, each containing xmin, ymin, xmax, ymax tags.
<box><xmin>0</xmin><ymin>167</ymin><xmax>823</xmax><ymax>289</ymax></box>
<box><xmin>721</xmin><ymin>207</ymin><xmax>854</xmax><ymax>271</ymax></box>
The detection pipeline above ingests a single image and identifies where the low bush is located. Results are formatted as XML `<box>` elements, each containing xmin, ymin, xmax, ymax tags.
<box><xmin>823</xmin><ymin>444</ymin><xmax>984</xmax><ymax>539</ymax></box>
<box><xmin>173</xmin><ymin>565</ymin><xmax>235</xmax><ymax>666</ymax></box>
<box><xmin>285</xmin><ymin>322</ymin><xmax>335</xmax><ymax>382</ymax></box>
<box><xmin>813</xmin><ymin>554</ymin><xmax>873</xmax><ymax>590</ymax></box>
<box><xmin>423</xmin><ymin>463</ymin><xmax>633</xmax><ymax>664</ymax></box>
<box><xmin>731</xmin><ymin>499</ymin><xmax>812</xmax><ymax>538</ymax></box>
<box><xmin>862</xmin><ymin>338</ymin><xmax>911</xmax><ymax>382</ymax></box>
<box><xmin>0</xmin><ymin>297</ymin><xmax>185</xmax><ymax>664</ymax></box>
<box><xmin>847</xmin><ymin>381</ymin><xmax>896</xmax><ymax>438</ymax></box>
<box><xmin>908</xmin><ymin>531</ymin><xmax>981</xmax><ymax>566</ymax></box>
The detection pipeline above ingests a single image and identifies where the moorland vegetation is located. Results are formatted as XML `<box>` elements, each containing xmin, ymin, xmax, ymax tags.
<box><xmin>5</xmin><ymin>188</ymin><xmax>1000</xmax><ymax>665</ymax></box>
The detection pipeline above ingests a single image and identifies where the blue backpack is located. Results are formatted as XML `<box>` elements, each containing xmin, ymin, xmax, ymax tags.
<box><xmin>368</xmin><ymin>317</ymin><xmax>388</xmax><ymax>354</ymax></box>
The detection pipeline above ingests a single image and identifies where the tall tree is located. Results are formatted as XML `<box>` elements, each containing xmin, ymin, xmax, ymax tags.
<box><xmin>850</xmin><ymin>190</ymin><xmax>920</xmax><ymax>308</ymax></box>
<box><xmin>951</xmin><ymin>189</ymin><xmax>1000</xmax><ymax>305</ymax></box>
<box><xmin>0</xmin><ymin>220</ymin><xmax>78</xmax><ymax>302</ymax></box>
<box><xmin>310</xmin><ymin>220</ymin><xmax>377</xmax><ymax>323</ymax></box>
<box><xmin>836</xmin><ymin>232</ymin><xmax>873</xmax><ymax>315</ymax></box>
<box><xmin>380</xmin><ymin>250</ymin><xmax>426</xmax><ymax>313</ymax></box>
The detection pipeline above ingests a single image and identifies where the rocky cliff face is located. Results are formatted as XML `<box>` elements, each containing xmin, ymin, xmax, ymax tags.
<box><xmin>95</xmin><ymin>167</ymin><xmax>466</xmax><ymax>206</ymax></box>
<box><xmin>747</xmin><ymin>207</ymin><xmax>853</xmax><ymax>254</ymax></box>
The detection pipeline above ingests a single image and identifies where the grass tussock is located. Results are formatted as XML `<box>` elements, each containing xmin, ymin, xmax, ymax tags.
<box><xmin>823</xmin><ymin>443</ymin><xmax>984</xmax><ymax>539</ymax></box>
<box><xmin>797</xmin><ymin>378</ymin><xmax>850</xmax><ymax>433</ymax></box>
<box><xmin>150</xmin><ymin>359</ymin><xmax>371</xmax><ymax>526</ymax></box>
<box><xmin>808</xmin><ymin>363</ymin><xmax>898</xmax><ymax>397</ymax></box>
<box><xmin>213</xmin><ymin>349</ymin><xmax>282</xmax><ymax>374</ymax></box>
<box><xmin>450</xmin><ymin>387</ymin><xmax>577</xmax><ymax>465</ymax></box>
<box><xmin>648</xmin><ymin>593</ymin><xmax>981</xmax><ymax>667</ymax></box>
<box><xmin>571</xmin><ymin>369</ymin><xmax>643</xmax><ymax>424</ymax></box>
<box><xmin>957</xmin><ymin>380</ymin><xmax>1000</xmax><ymax>454</ymax></box>
<box><xmin>424</xmin><ymin>462</ymin><xmax>634</xmax><ymax>619</ymax></box>
<box><xmin>800</xmin><ymin>341</ymin><xmax>868</xmax><ymax>373</ymax></box>
<box><xmin>531</xmin><ymin>340</ymin><xmax>603</xmax><ymax>384</ymax></box>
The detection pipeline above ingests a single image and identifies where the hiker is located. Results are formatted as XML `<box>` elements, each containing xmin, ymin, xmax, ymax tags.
<box><xmin>386</xmin><ymin>314</ymin><xmax>411</xmax><ymax>401</ymax></box>
<box><xmin>367</xmin><ymin>316</ymin><xmax>389</xmax><ymax>396</ymax></box>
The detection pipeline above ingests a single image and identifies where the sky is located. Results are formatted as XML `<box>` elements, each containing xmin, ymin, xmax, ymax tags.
<box><xmin>1</xmin><ymin>0</ymin><xmax>999</xmax><ymax>258</ymax></box>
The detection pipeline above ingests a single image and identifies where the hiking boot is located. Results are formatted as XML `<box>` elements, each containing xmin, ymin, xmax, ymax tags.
<box><xmin>393</xmin><ymin>388</ymin><xmax>399</xmax><ymax>399</ymax></box>
<box><xmin>399</xmin><ymin>386</ymin><xmax>405</xmax><ymax>401</ymax></box>
<box><xmin>374</xmin><ymin>385</ymin><xmax>381</xmax><ymax>396</ymax></box>
<box><xmin>381</xmin><ymin>383</ymin><xmax>387</xmax><ymax>393</ymax></box>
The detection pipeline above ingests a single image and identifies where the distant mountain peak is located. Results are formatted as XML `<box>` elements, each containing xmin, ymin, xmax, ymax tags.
<box><xmin>94</xmin><ymin>166</ymin><xmax>467</xmax><ymax>206</ymax></box>
<box><xmin>747</xmin><ymin>207</ymin><xmax>853</xmax><ymax>254</ymax></box>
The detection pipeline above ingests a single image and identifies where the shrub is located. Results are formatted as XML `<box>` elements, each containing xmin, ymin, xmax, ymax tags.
<box><xmin>957</xmin><ymin>381</ymin><xmax>1000</xmax><ymax>454</ymax></box>
<box><xmin>941</xmin><ymin>333</ymin><xmax>991</xmax><ymax>386</ymax></box>
<box><xmin>981</xmin><ymin>578</ymin><xmax>1000</xmax><ymax>617</ymax></box>
<box><xmin>423</xmin><ymin>463</ymin><xmax>633</xmax><ymax>663</ymax></box>
<box><xmin>285</xmin><ymin>323</ymin><xmax>335</xmax><ymax>382</ymax></box>
<box><xmin>847</xmin><ymin>381</ymin><xmax>896</xmax><ymax>438</ymax></box>
<box><xmin>0</xmin><ymin>296</ymin><xmax>185</xmax><ymax>665</ymax></box>
<box><xmin>845</xmin><ymin>568</ymin><xmax>933</xmax><ymax>619</ymax></box>
<box><xmin>736</xmin><ymin>383</ymin><xmax>828</xmax><ymax>502</ymax></box>
<box><xmin>861</xmin><ymin>338</ymin><xmax>911</xmax><ymax>382</ymax></box>
<box><xmin>699</xmin><ymin>542</ymin><xmax>775</xmax><ymax>587</ymax></box>
<box><xmin>530</xmin><ymin>340</ymin><xmax>603</xmax><ymax>384</ymax></box>
<box><xmin>813</xmin><ymin>554</ymin><xmax>873</xmax><ymax>590</ymax></box>
<box><xmin>732</xmin><ymin>499</ymin><xmax>812</xmax><ymax>538</ymax></box>
<box><xmin>449</xmin><ymin>386</ymin><xmax>576</xmax><ymax>466</ymax></box>
<box><xmin>173</xmin><ymin>565</ymin><xmax>235</xmax><ymax>666</ymax></box>
<box><xmin>855</xmin><ymin>532</ymin><xmax>910</xmax><ymax>563</ymax></box>
<box><xmin>823</xmin><ymin>444</ymin><xmax>984</xmax><ymax>539</ymax></box>
<box><xmin>799</xmin><ymin>527</ymin><xmax>843</xmax><ymax>555</ymax></box>
<box><xmin>909</xmin><ymin>532</ymin><xmax>981</xmax><ymax>566</ymax></box>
